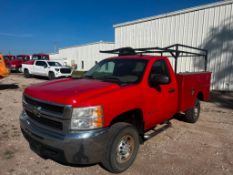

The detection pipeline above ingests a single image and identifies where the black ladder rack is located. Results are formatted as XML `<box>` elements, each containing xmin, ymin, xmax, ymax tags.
<box><xmin>100</xmin><ymin>44</ymin><xmax>208</xmax><ymax>73</ymax></box>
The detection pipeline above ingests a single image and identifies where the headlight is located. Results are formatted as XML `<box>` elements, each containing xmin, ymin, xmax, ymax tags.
<box><xmin>55</xmin><ymin>68</ymin><xmax>60</xmax><ymax>72</ymax></box>
<box><xmin>70</xmin><ymin>106</ymin><xmax>103</xmax><ymax>130</ymax></box>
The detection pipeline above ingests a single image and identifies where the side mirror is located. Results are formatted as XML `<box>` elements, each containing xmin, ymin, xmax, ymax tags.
<box><xmin>149</xmin><ymin>74</ymin><xmax>170</xmax><ymax>86</ymax></box>
<box><xmin>44</xmin><ymin>65</ymin><xmax>48</xmax><ymax>68</ymax></box>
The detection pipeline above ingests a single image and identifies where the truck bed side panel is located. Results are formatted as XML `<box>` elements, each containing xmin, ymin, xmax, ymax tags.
<box><xmin>176</xmin><ymin>72</ymin><xmax>211</xmax><ymax>112</ymax></box>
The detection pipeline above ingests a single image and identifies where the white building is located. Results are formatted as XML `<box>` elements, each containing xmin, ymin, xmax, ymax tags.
<box><xmin>114</xmin><ymin>0</ymin><xmax>233</xmax><ymax>91</ymax></box>
<box><xmin>50</xmin><ymin>41</ymin><xmax>115</xmax><ymax>71</ymax></box>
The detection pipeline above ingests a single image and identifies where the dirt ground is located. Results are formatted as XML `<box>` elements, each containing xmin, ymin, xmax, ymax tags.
<box><xmin>0</xmin><ymin>74</ymin><xmax>233</xmax><ymax>175</ymax></box>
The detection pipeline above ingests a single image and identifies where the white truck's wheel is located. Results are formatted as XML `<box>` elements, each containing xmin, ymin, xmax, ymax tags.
<box><xmin>48</xmin><ymin>72</ymin><xmax>55</xmax><ymax>80</ymax></box>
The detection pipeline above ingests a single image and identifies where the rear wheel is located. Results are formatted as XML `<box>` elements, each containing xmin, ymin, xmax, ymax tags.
<box><xmin>48</xmin><ymin>72</ymin><xmax>55</xmax><ymax>80</ymax></box>
<box><xmin>101</xmin><ymin>123</ymin><xmax>139</xmax><ymax>173</ymax></box>
<box><xmin>184</xmin><ymin>99</ymin><xmax>200</xmax><ymax>123</ymax></box>
<box><xmin>24</xmin><ymin>69</ymin><xmax>31</xmax><ymax>78</ymax></box>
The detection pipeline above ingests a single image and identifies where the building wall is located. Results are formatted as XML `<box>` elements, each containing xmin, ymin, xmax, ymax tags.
<box><xmin>57</xmin><ymin>42</ymin><xmax>115</xmax><ymax>71</ymax></box>
<box><xmin>114</xmin><ymin>1</ymin><xmax>233</xmax><ymax>91</ymax></box>
<box><xmin>49</xmin><ymin>53</ymin><xmax>68</xmax><ymax>66</ymax></box>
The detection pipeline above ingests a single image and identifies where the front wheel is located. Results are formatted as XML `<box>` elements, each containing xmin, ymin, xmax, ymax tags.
<box><xmin>48</xmin><ymin>72</ymin><xmax>55</xmax><ymax>80</ymax></box>
<box><xmin>101</xmin><ymin>123</ymin><xmax>140</xmax><ymax>173</ymax></box>
<box><xmin>184</xmin><ymin>99</ymin><xmax>200</xmax><ymax>123</ymax></box>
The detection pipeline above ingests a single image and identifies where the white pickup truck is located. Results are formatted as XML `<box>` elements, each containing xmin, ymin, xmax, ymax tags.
<box><xmin>22</xmin><ymin>60</ymin><xmax>72</xmax><ymax>80</ymax></box>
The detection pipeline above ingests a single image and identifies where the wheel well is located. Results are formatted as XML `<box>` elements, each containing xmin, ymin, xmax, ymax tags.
<box><xmin>197</xmin><ymin>92</ymin><xmax>204</xmax><ymax>101</ymax></box>
<box><xmin>110</xmin><ymin>109</ymin><xmax>144</xmax><ymax>143</ymax></box>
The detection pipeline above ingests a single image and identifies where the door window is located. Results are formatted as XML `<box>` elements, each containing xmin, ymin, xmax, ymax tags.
<box><xmin>36</xmin><ymin>61</ymin><xmax>47</xmax><ymax>67</ymax></box>
<box><xmin>149</xmin><ymin>59</ymin><xmax>170</xmax><ymax>81</ymax></box>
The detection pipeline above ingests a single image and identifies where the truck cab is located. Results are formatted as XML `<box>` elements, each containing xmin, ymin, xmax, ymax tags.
<box><xmin>31</xmin><ymin>53</ymin><xmax>49</xmax><ymax>60</ymax></box>
<box><xmin>23</xmin><ymin>53</ymin><xmax>49</xmax><ymax>65</ymax></box>
<box><xmin>20</xmin><ymin>44</ymin><xmax>211</xmax><ymax>173</ymax></box>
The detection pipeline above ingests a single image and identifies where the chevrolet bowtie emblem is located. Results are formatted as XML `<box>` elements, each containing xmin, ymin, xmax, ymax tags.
<box><xmin>33</xmin><ymin>106</ymin><xmax>42</xmax><ymax>117</ymax></box>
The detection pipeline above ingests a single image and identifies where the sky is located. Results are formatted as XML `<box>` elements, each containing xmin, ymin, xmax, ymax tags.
<box><xmin>0</xmin><ymin>0</ymin><xmax>221</xmax><ymax>55</ymax></box>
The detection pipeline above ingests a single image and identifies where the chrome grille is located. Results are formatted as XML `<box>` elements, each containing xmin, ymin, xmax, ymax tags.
<box><xmin>23</xmin><ymin>95</ymin><xmax>71</xmax><ymax>131</ymax></box>
<box><xmin>25</xmin><ymin>110</ymin><xmax>63</xmax><ymax>130</ymax></box>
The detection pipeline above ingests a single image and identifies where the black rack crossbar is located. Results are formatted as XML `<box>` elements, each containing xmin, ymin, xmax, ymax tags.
<box><xmin>100</xmin><ymin>44</ymin><xmax>208</xmax><ymax>73</ymax></box>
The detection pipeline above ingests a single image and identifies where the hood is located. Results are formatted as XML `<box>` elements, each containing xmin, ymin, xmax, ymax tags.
<box><xmin>24</xmin><ymin>78</ymin><xmax>120</xmax><ymax>106</ymax></box>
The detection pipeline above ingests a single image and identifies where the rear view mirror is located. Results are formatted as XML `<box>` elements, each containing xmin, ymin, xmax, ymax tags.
<box><xmin>149</xmin><ymin>75</ymin><xmax>170</xmax><ymax>86</ymax></box>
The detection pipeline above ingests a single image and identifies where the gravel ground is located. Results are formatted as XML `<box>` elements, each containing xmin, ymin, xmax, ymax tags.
<box><xmin>0</xmin><ymin>74</ymin><xmax>233</xmax><ymax>175</ymax></box>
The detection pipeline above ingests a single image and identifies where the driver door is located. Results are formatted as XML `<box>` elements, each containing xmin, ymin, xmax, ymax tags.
<box><xmin>34</xmin><ymin>61</ymin><xmax>48</xmax><ymax>76</ymax></box>
<box><xmin>144</xmin><ymin>59</ymin><xmax>178</xmax><ymax>129</ymax></box>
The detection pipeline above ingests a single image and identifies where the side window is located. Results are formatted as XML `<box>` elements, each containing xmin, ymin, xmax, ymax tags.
<box><xmin>36</xmin><ymin>61</ymin><xmax>47</xmax><ymax>67</ymax></box>
<box><xmin>35</xmin><ymin>61</ymin><xmax>43</xmax><ymax>66</ymax></box>
<box><xmin>149</xmin><ymin>60</ymin><xmax>170</xmax><ymax>80</ymax></box>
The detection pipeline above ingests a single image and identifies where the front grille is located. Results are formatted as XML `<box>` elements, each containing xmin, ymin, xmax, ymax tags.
<box><xmin>26</xmin><ymin>110</ymin><xmax>63</xmax><ymax>130</ymax></box>
<box><xmin>24</xmin><ymin>96</ymin><xmax>64</xmax><ymax>114</ymax></box>
<box><xmin>60</xmin><ymin>68</ymin><xmax>71</xmax><ymax>74</ymax></box>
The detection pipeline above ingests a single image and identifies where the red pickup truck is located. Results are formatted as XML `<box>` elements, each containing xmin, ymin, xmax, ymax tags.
<box><xmin>10</xmin><ymin>55</ymin><xmax>30</xmax><ymax>72</ymax></box>
<box><xmin>3</xmin><ymin>55</ymin><xmax>16</xmax><ymax>68</ymax></box>
<box><xmin>20</xmin><ymin>44</ymin><xmax>211</xmax><ymax>173</ymax></box>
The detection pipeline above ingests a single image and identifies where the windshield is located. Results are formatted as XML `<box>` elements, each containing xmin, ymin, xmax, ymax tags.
<box><xmin>32</xmin><ymin>55</ymin><xmax>49</xmax><ymax>60</ymax></box>
<box><xmin>16</xmin><ymin>56</ymin><xmax>23</xmax><ymax>60</ymax></box>
<box><xmin>74</xmin><ymin>58</ymin><xmax>148</xmax><ymax>85</ymax></box>
<box><xmin>48</xmin><ymin>61</ymin><xmax>62</xmax><ymax>67</ymax></box>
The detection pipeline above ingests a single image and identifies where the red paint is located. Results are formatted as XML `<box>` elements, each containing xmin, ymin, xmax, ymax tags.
<box><xmin>24</xmin><ymin>55</ymin><xmax>211</xmax><ymax>131</ymax></box>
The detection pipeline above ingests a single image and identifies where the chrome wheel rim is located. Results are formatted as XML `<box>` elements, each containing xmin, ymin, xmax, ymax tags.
<box><xmin>116</xmin><ymin>135</ymin><xmax>135</xmax><ymax>164</ymax></box>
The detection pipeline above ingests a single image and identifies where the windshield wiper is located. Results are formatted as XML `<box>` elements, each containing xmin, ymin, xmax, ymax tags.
<box><xmin>98</xmin><ymin>76</ymin><xmax>129</xmax><ymax>85</ymax></box>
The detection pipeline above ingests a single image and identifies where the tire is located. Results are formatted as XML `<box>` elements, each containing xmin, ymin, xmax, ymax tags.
<box><xmin>48</xmin><ymin>72</ymin><xmax>55</xmax><ymax>80</ymax></box>
<box><xmin>24</xmin><ymin>69</ymin><xmax>31</xmax><ymax>78</ymax></box>
<box><xmin>101</xmin><ymin>123</ymin><xmax>140</xmax><ymax>173</ymax></box>
<box><xmin>184</xmin><ymin>99</ymin><xmax>200</xmax><ymax>123</ymax></box>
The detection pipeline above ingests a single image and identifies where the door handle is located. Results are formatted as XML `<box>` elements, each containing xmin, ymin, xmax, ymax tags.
<box><xmin>168</xmin><ymin>88</ymin><xmax>176</xmax><ymax>93</ymax></box>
